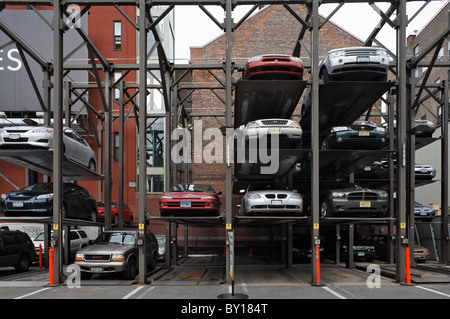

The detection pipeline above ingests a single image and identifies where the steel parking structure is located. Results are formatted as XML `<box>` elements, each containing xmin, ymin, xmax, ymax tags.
<box><xmin>0</xmin><ymin>0</ymin><xmax>448</xmax><ymax>288</ymax></box>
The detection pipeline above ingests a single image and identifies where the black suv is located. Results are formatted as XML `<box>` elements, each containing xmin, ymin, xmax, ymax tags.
<box><xmin>0</xmin><ymin>230</ymin><xmax>36</xmax><ymax>272</ymax></box>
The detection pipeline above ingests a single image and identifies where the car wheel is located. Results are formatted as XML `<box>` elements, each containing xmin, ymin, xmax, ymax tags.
<box><xmin>89</xmin><ymin>209</ymin><xmax>97</xmax><ymax>222</ymax></box>
<box><xmin>88</xmin><ymin>159</ymin><xmax>96</xmax><ymax>172</ymax></box>
<box><xmin>320</xmin><ymin>68</ymin><xmax>331</xmax><ymax>82</ymax></box>
<box><xmin>320</xmin><ymin>137</ymin><xmax>329</xmax><ymax>150</ymax></box>
<box><xmin>122</xmin><ymin>258</ymin><xmax>137</xmax><ymax>280</ymax></box>
<box><xmin>320</xmin><ymin>200</ymin><xmax>330</xmax><ymax>218</ymax></box>
<box><xmin>113</xmin><ymin>214</ymin><xmax>119</xmax><ymax>225</ymax></box>
<box><xmin>15</xmin><ymin>254</ymin><xmax>30</xmax><ymax>272</ymax></box>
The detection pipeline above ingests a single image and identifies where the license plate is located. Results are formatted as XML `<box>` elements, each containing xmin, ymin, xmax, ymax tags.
<box><xmin>360</xmin><ymin>201</ymin><xmax>371</xmax><ymax>208</ymax></box>
<box><xmin>420</xmin><ymin>212</ymin><xmax>427</xmax><ymax>216</ymax></box>
<box><xmin>180</xmin><ymin>202</ymin><xmax>191</xmax><ymax>207</ymax></box>
<box><xmin>359</xmin><ymin>131</ymin><xmax>370</xmax><ymax>136</ymax></box>
<box><xmin>271</xmin><ymin>200</ymin><xmax>282</xmax><ymax>206</ymax></box>
<box><xmin>12</xmin><ymin>202</ymin><xmax>24</xmax><ymax>207</ymax></box>
<box><xmin>364</xmin><ymin>166</ymin><xmax>372</xmax><ymax>171</ymax></box>
<box><xmin>358</xmin><ymin>252</ymin><xmax>365</xmax><ymax>256</ymax></box>
<box><xmin>91</xmin><ymin>267</ymin><xmax>102</xmax><ymax>273</ymax></box>
<box><xmin>269</xmin><ymin>128</ymin><xmax>281</xmax><ymax>134</ymax></box>
<box><xmin>357</xmin><ymin>56</ymin><xmax>370</xmax><ymax>62</ymax></box>
<box><xmin>8</xmin><ymin>133</ymin><xmax>20</xmax><ymax>140</ymax></box>
<box><xmin>420</xmin><ymin>169</ymin><xmax>428</xmax><ymax>173</ymax></box>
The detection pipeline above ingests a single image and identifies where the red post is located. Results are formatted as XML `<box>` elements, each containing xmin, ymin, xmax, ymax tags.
<box><xmin>315</xmin><ymin>244</ymin><xmax>321</xmax><ymax>285</ymax></box>
<box><xmin>39</xmin><ymin>244</ymin><xmax>42</xmax><ymax>270</ymax></box>
<box><xmin>405</xmin><ymin>247</ymin><xmax>411</xmax><ymax>285</ymax></box>
<box><xmin>49</xmin><ymin>247</ymin><xmax>54</xmax><ymax>286</ymax></box>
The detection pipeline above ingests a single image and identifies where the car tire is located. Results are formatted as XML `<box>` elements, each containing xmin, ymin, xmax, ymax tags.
<box><xmin>320</xmin><ymin>68</ymin><xmax>331</xmax><ymax>82</ymax></box>
<box><xmin>88</xmin><ymin>159</ymin><xmax>96</xmax><ymax>172</ymax></box>
<box><xmin>320</xmin><ymin>200</ymin><xmax>330</xmax><ymax>218</ymax></box>
<box><xmin>113</xmin><ymin>214</ymin><xmax>119</xmax><ymax>225</ymax></box>
<box><xmin>122</xmin><ymin>258</ymin><xmax>137</xmax><ymax>280</ymax></box>
<box><xmin>15</xmin><ymin>254</ymin><xmax>30</xmax><ymax>272</ymax></box>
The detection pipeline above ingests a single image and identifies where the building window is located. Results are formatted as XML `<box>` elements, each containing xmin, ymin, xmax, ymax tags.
<box><xmin>438</xmin><ymin>47</ymin><xmax>444</xmax><ymax>61</ymax></box>
<box><xmin>114</xmin><ymin>132</ymin><xmax>120</xmax><ymax>162</ymax></box>
<box><xmin>414</xmin><ymin>44</ymin><xmax>419</xmax><ymax>57</ymax></box>
<box><xmin>113</xmin><ymin>21</ymin><xmax>122</xmax><ymax>51</ymax></box>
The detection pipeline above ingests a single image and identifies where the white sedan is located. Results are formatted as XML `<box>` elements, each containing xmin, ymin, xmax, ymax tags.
<box><xmin>0</xmin><ymin>125</ymin><xmax>97</xmax><ymax>171</ymax></box>
<box><xmin>240</xmin><ymin>118</ymin><xmax>303</xmax><ymax>140</ymax></box>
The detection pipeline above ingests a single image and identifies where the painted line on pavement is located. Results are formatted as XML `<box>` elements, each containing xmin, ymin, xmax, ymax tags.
<box><xmin>322</xmin><ymin>286</ymin><xmax>347</xmax><ymax>299</ymax></box>
<box><xmin>14</xmin><ymin>287</ymin><xmax>51</xmax><ymax>299</ymax></box>
<box><xmin>416</xmin><ymin>285</ymin><xmax>450</xmax><ymax>298</ymax></box>
<box><xmin>122</xmin><ymin>285</ymin><xmax>145</xmax><ymax>299</ymax></box>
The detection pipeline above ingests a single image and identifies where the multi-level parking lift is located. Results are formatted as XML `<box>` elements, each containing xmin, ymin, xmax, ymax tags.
<box><xmin>0</xmin><ymin>0</ymin><xmax>448</xmax><ymax>288</ymax></box>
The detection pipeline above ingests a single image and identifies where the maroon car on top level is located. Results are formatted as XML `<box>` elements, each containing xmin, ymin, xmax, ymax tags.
<box><xmin>243</xmin><ymin>54</ymin><xmax>304</xmax><ymax>80</ymax></box>
<box><xmin>159</xmin><ymin>184</ymin><xmax>222</xmax><ymax>217</ymax></box>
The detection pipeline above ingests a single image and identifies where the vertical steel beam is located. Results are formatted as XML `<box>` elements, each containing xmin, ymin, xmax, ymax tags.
<box><xmin>396</xmin><ymin>0</ymin><xmax>407</xmax><ymax>284</ymax></box>
<box><xmin>118</xmin><ymin>81</ymin><xmax>125</xmax><ymax>229</ymax></box>
<box><xmin>224</xmin><ymin>0</ymin><xmax>233</xmax><ymax>283</ymax></box>
<box><xmin>104</xmin><ymin>71</ymin><xmax>113</xmax><ymax>230</ymax></box>
<box><xmin>310</xmin><ymin>0</ymin><xmax>321</xmax><ymax>286</ymax></box>
<box><xmin>138</xmin><ymin>0</ymin><xmax>148</xmax><ymax>285</ymax></box>
<box><xmin>407</xmin><ymin>68</ymin><xmax>416</xmax><ymax>266</ymax></box>
<box><xmin>387</xmin><ymin>89</ymin><xmax>395</xmax><ymax>264</ymax></box>
<box><xmin>52</xmin><ymin>0</ymin><xmax>64</xmax><ymax>285</ymax></box>
<box><xmin>441</xmin><ymin>77</ymin><xmax>449</xmax><ymax>264</ymax></box>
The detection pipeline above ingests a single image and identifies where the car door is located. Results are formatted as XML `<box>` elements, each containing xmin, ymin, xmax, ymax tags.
<box><xmin>1</xmin><ymin>233</ymin><xmax>19</xmax><ymax>265</ymax></box>
<box><xmin>63</xmin><ymin>129</ymin><xmax>81</xmax><ymax>165</ymax></box>
<box><xmin>70</xmin><ymin>231</ymin><xmax>81</xmax><ymax>255</ymax></box>
<box><xmin>76</xmin><ymin>186</ymin><xmax>93</xmax><ymax>219</ymax></box>
<box><xmin>0</xmin><ymin>235</ymin><xmax>7</xmax><ymax>267</ymax></box>
<box><xmin>72</xmin><ymin>131</ymin><xmax>92</xmax><ymax>167</ymax></box>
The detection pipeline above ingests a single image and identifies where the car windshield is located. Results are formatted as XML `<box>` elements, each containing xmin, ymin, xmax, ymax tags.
<box><xmin>170</xmin><ymin>184</ymin><xmax>215</xmax><ymax>193</ymax></box>
<box><xmin>97</xmin><ymin>202</ymin><xmax>118</xmax><ymax>208</ymax></box>
<box><xmin>95</xmin><ymin>232</ymin><xmax>136</xmax><ymax>245</ymax></box>
<box><xmin>320</xmin><ymin>182</ymin><xmax>360</xmax><ymax>190</ymax></box>
<box><xmin>34</xmin><ymin>233</ymin><xmax>44</xmax><ymax>241</ymax></box>
<box><xmin>248</xmin><ymin>182</ymin><xmax>290</xmax><ymax>191</ymax></box>
<box><xmin>21</xmin><ymin>182</ymin><xmax>53</xmax><ymax>191</ymax></box>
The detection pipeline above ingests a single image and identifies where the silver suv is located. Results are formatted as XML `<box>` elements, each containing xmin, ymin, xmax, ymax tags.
<box><xmin>319</xmin><ymin>46</ymin><xmax>389</xmax><ymax>81</ymax></box>
<box><xmin>75</xmin><ymin>230</ymin><xmax>158</xmax><ymax>280</ymax></box>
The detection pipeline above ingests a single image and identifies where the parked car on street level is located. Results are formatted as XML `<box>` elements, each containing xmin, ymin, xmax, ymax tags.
<box><xmin>244</xmin><ymin>54</ymin><xmax>304</xmax><ymax>80</ymax></box>
<box><xmin>75</xmin><ymin>230</ymin><xmax>159</xmax><ymax>280</ymax></box>
<box><xmin>0</xmin><ymin>125</ymin><xmax>97</xmax><ymax>171</ymax></box>
<box><xmin>321</xmin><ymin>121</ymin><xmax>387</xmax><ymax>150</ymax></box>
<box><xmin>319</xmin><ymin>46</ymin><xmax>389</xmax><ymax>82</ymax></box>
<box><xmin>0</xmin><ymin>182</ymin><xmax>98</xmax><ymax>222</ymax></box>
<box><xmin>159</xmin><ymin>184</ymin><xmax>222</xmax><ymax>217</ymax></box>
<box><xmin>0</xmin><ymin>230</ymin><xmax>36</xmax><ymax>272</ymax></box>
<box><xmin>239</xmin><ymin>181</ymin><xmax>303</xmax><ymax>216</ymax></box>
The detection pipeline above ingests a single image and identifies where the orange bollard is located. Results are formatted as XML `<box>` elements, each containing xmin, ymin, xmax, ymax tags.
<box><xmin>49</xmin><ymin>247</ymin><xmax>54</xmax><ymax>286</ymax></box>
<box><xmin>405</xmin><ymin>247</ymin><xmax>411</xmax><ymax>285</ymax></box>
<box><xmin>39</xmin><ymin>244</ymin><xmax>42</xmax><ymax>270</ymax></box>
<box><xmin>315</xmin><ymin>244</ymin><xmax>321</xmax><ymax>286</ymax></box>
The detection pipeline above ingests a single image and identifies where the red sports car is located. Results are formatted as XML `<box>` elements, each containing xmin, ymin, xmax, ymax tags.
<box><xmin>159</xmin><ymin>184</ymin><xmax>222</xmax><ymax>217</ymax></box>
<box><xmin>97</xmin><ymin>201</ymin><xmax>134</xmax><ymax>225</ymax></box>
<box><xmin>244</xmin><ymin>54</ymin><xmax>304</xmax><ymax>80</ymax></box>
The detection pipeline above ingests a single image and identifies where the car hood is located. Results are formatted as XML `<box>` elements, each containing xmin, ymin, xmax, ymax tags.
<box><xmin>77</xmin><ymin>244</ymin><xmax>135</xmax><ymax>254</ymax></box>
<box><xmin>162</xmin><ymin>192</ymin><xmax>218</xmax><ymax>199</ymax></box>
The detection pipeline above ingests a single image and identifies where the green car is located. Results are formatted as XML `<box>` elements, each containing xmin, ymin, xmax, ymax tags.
<box><xmin>321</xmin><ymin>120</ymin><xmax>387</xmax><ymax>150</ymax></box>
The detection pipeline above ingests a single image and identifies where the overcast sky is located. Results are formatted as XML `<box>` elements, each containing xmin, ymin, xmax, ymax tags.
<box><xmin>173</xmin><ymin>1</ymin><xmax>449</xmax><ymax>63</ymax></box>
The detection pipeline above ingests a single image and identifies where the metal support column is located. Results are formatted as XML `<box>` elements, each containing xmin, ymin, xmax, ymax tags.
<box><xmin>441</xmin><ymin>78</ymin><xmax>449</xmax><ymax>264</ymax></box>
<box><xmin>395</xmin><ymin>0</ymin><xmax>408</xmax><ymax>283</ymax></box>
<box><xmin>310</xmin><ymin>0</ymin><xmax>321</xmax><ymax>286</ymax></box>
<box><xmin>52</xmin><ymin>0</ymin><xmax>64</xmax><ymax>285</ymax></box>
<box><xmin>138</xmin><ymin>0</ymin><xmax>148</xmax><ymax>285</ymax></box>
<box><xmin>118</xmin><ymin>80</ymin><xmax>125</xmax><ymax>229</ymax></box>
<box><xmin>407</xmin><ymin>68</ymin><xmax>416</xmax><ymax>266</ymax></box>
<box><xmin>104</xmin><ymin>71</ymin><xmax>113</xmax><ymax>230</ymax></box>
<box><xmin>224</xmin><ymin>0</ymin><xmax>233</xmax><ymax>284</ymax></box>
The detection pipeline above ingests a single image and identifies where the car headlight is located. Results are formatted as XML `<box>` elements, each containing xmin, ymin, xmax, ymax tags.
<box><xmin>201</xmin><ymin>196</ymin><xmax>214</xmax><ymax>199</ymax></box>
<box><xmin>329</xmin><ymin>50</ymin><xmax>345</xmax><ymax>58</ymax></box>
<box><xmin>379</xmin><ymin>192</ymin><xmax>388</xmax><ymax>199</ymax></box>
<box><xmin>111</xmin><ymin>254</ymin><xmax>126</xmax><ymax>262</ymax></box>
<box><xmin>376</xmin><ymin>49</ymin><xmax>388</xmax><ymax>56</ymax></box>
<box><xmin>37</xmin><ymin>193</ymin><xmax>53</xmax><ymax>200</ymax></box>
<box><xmin>330</xmin><ymin>126</ymin><xmax>349</xmax><ymax>132</ymax></box>
<box><xmin>332</xmin><ymin>192</ymin><xmax>346</xmax><ymax>198</ymax></box>
<box><xmin>289</xmin><ymin>121</ymin><xmax>301</xmax><ymax>128</ymax></box>
<box><xmin>32</xmin><ymin>128</ymin><xmax>53</xmax><ymax>133</ymax></box>
<box><xmin>290</xmin><ymin>57</ymin><xmax>303</xmax><ymax>63</ymax></box>
<box><xmin>1</xmin><ymin>193</ymin><xmax>6</xmax><ymax>200</ymax></box>
<box><xmin>247</xmin><ymin>55</ymin><xmax>263</xmax><ymax>63</ymax></box>
<box><xmin>246</xmin><ymin>121</ymin><xmax>261</xmax><ymax>129</ymax></box>
<box><xmin>160</xmin><ymin>195</ymin><xmax>172</xmax><ymax>199</ymax></box>
<box><xmin>291</xmin><ymin>193</ymin><xmax>302</xmax><ymax>199</ymax></box>
<box><xmin>75</xmin><ymin>253</ymin><xmax>84</xmax><ymax>261</ymax></box>
<box><xmin>375</xmin><ymin>127</ymin><xmax>386</xmax><ymax>132</ymax></box>
<box><xmin>246</xmin><ymin>193</ymin><xmax>261</xmax><ymax>199</ymax></box>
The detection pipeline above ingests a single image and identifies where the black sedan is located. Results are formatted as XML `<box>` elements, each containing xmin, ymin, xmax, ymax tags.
<box><xmin>0</xmin><ymin>182</ymin><xmax>98</xmax><ymax>221</ymax></box>
<box><xmin>321</xmin><ymin>121</ymin><xmax>387</xmax><ymax>150</ymax></box>
<box><xmin>304</xmin><ymin>182</ymin><xmax>388</xmax><ymax>218</ymax></box>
